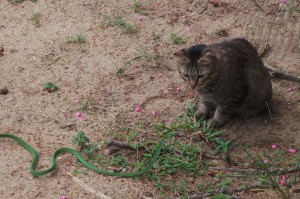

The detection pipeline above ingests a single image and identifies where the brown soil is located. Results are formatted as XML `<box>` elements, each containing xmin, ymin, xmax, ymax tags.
<box><xmin>0</xmin><ymin>0</ymin><xmax>299</xmax><ymax>198</ymax></box>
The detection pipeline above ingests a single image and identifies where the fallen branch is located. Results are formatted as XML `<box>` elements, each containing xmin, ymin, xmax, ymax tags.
<box><xmin>208</xmin><ymin>166</ymin><xmax>300</xmax><ymax>175</ymax></box>
<box><xmin>189</xmin><ymin>184</ymin><xmax>272</xmax><ymax>199</ymax></box>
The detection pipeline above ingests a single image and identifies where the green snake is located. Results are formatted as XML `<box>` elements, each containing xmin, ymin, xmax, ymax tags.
<box><xmin>0</xmin><ymin>132</ymin><xmax>176</xmax><ymax>177</ymax></box>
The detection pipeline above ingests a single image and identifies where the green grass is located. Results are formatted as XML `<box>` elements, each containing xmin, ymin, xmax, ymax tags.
<box><xmin>8</xmin><ymin>0</ymin><xmax>37</xmax><ymax>4</ymax></box>
<box><xmin>101</xmin><ymin>16</ymin><xmax>140</xmax><ymax>34</ymax></box>
<box><xmin>31</xmin><ymin>11</ymin><xmax>41</xmax><ymax>27</ymax></box>
<box><xmin>115</xmin><ymin>66</ymin><xmax>128</xmax><ymax>76</ymax></box>
<box><xmin>215</xmin><ymin>29</ymin><xmax>228</xmax><ymax>37</ymax></box>
<box><xmin>113</xmin><ymin>16</ymin><xmax>140</xmax><ymax>34</ymax></box>
<box><xmin>132</xmin><ymin>0</ymin><xmax>149</xmax><ymax>16</ymax></box>
<box><xmin>71</xmin><ymin>100</ymin><xmax>300</xmax><ymax>197</ymax></box>
<box><xmin>66</xmin><ymin>34</ymin><xmax>86</xmax><ymax>44</ymax></box>
<box><xmin>286</xmin><ymin>4</ymin><xmax>296</xmax><ymax>14</ymax></box>
<box><xmin>170</xmin><ymin>33</ymin><xmax>186</xmax><ymax>45</ymax></box>
<box><xmin>42</xmin><ymin>82</ymin><xmax>58</xmax><ymax>92</ymax></box>
<box><xmin>72</xmin><ymin>102</ymin><xmax>233</xmax><ymax>196</ymax></box>
<box><xmin>153</xmin><ymin>32</ymin><xmax>162</xmax><ymax>41</ymax></box>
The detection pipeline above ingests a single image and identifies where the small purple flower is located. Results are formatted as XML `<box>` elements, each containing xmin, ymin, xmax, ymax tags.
<box><xmin>182</xmin><ymin>15</ymin><xmax>188</xmax><ymax>22</ymax></box>
<box><xmin>281</xmin><ymin>0</ymin><xmax>287</xmax><ymax>5</ymax></box>
<box><xmin>271</xmin><ymin>144</ymin><xmax>277</xmax><ymax>149</ymax></box>
<box><xmin>61</xmin><ymin>196</ymin><xmax>67</xmax><ymax>199</ymax></box>
<box><xmin>95</xmin><ymin>96</ymin><xmax>101</xmax><ymax>101</ymax></box>
<box><xmin>263</xmin><ymin>159</ymin><xmax>269</xmax><ymax>164</ymax></box>
<box><xmin>176</xmin><ymin>87</ymin><xmax>181</xmax><ymax>92</ymax></box>
<box><xmin>288</xmin><ymin>148</ymin><xmax>297</xmax><ymax>154</ymax></box>
<box><xmin>187</xmin><ymin>27</ymin><xmax>192</xmax><ymax>33</ymax></box>
<box><xmin>135</xmin><ymin>105</ymin><xmax>141</xmax><ymax>112</ymax></box>
<box><xmin>152</xmin><ymin>111</ymin><xmax>158</xmax><ymax>116</ymax></box>
<box><xmin>281</xmin><ymin>175</ymin><xmax>288</xmax><ymax>180</ymax></box>
<box><xmin>75</xmin><ymin>112</ymin><xmax>85</xmax><ymax>121</ymax></box>
<box><xmin>287</xmin><ymin>88</ymin><xmax>294</xmax><ymax>92</ymax></box>
<box><xmin>280</xmin><ymin>179</ymin><xmax>286</xmax><ymax>186</ymax></box>
<box><xmin>138</xmin><ymin>16</ymin><xmax>143</xmax><ymax>22</ymax></box>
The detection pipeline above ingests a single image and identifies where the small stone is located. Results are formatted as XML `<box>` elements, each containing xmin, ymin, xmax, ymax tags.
<box><xmin>0</xmin><ymin>87</ymin><xmax>8</xmax><ymax>95</ymax></box>
<box><xmin>0</xmin><ymin>47</ymin><xmax>4</xmax><ymax>56</ymax></box>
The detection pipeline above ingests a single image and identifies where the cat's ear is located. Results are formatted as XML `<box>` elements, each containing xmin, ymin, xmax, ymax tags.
<box><xmin>173</xmin><ymin>49</ymin><xmax>188</xmax><ymax>59</ymax></box>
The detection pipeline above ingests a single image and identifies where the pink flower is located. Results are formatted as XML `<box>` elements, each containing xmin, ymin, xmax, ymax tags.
<box><xmin>281</xmin><ymin>0</ymin><xmax>287</xmax><ymax>5</ymax></box>
<box><xmin>280</xmin><ymin>180</ymin><xmax>286</xmax><ymax>186</ymax></box>
<box><xmin>279</xmin><ymin>175</ymin><xmax>288</xmax><ymax>186</ymax></box>
<box><xmin>263</xmin><ymin>159</ymin><xmax>269</xmax><ymax>164</ymax></box>
<box><xmin>182</xmin><ymin>15</ymin><xmax>188</xmax><ymax>22</ymax></box>
<box><xmin>135</xmin><ymin>105</ymin><xmax>141</xmax><ymax>112</ymax></box>
<box><xmin>287</xmin><ymin>88</ymin><xmax>294</xmax><ymax>92</ymax></box>
<box><xmin>187</xmin><ymin>27</ymin><xmax>192</xmax><ymax>33</ymax></box>
<box><xmin>75</xmin><ymin>112</ymin><xmax>85</xmax><ymax>121</ymax></box>
<box><xmin>288</xmin><ymin>148</ymin><xmax>297</xmax><ymax>154</ymax></box>
<box><xmin>95</xmin><ymin>96</ymin><xmax>101</xmax><ymax>101</ymax></box>
<box><xmin>281</xmin><ymin>175</ymin><xmax>288</xmax><ymax>180</ymax></box>
<box><xmin>138</xmin><ymin>16</ymin><xmax>143</xmax><ymax>22</ymax></box>
<box><xmin>271</xmin><ymin>144</ymin><xmax>277</xmax><ymax>149</ymax></box>
<box><xmin>61</xmin><ymin>196</ymin><xmax>67</xmax><ymax>199</ymax></box>
<box><xmin>176</xmin><ymin>87</ymin><xmax>181</xmax><ymax>92</ymax></box>
<box><xmin>158</xmin><ymin>73</ymin><xmax>163</xmax><ymax>78</ymax></box>
<box><xmin>152</xmin><ymin>111</ymin><xmax>158</xmax><ymax>116</ymax></box>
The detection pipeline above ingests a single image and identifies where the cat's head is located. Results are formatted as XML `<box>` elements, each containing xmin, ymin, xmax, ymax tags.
<box><xmin>174</xmin><ymin>45</ymin><xmax>220</xmax><ymax>91</ymax></box>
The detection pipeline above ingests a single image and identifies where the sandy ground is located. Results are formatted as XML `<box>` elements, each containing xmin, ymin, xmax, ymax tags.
<box><xmin>0</xmin><ymin>0</ymin><xmax>299</xmax><ymax>198</ymax></box>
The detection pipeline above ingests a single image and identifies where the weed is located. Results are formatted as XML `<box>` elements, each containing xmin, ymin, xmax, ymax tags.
<box><xmin>71</xmin><ymin>103</ymin><xmax>232</xmax><ymax>197</ymax></box>
<box><xmin>66</xmin><ymin>34</ymin><xmax>86</xmax><ymax>44</ymax></box>
<box><xmin>8</xmin><ymin>0</ymin><xmax>37</xmax><ymax>4</ymax></box>
<box><xmin>115</xmin><ymin>66</ymin><xmax>127</xmax><ymax>76</ymax></box>
<box><xmin>113</xmin><ymin>16</ymin><xmax>126</xmax><ymax>27</ymax></box>
<box><xmin>211</xmin><ymin>194</ymin><xmax>231</xmax><ymax>199</ymax></box>
<box><xmin>31</xmin><ymin>11</ymin><xmax>41</xmax><ymax>27</ymax></box>
<box><xmin>215</xmin><ymin>29</ymin><xmax>228</xmax><ymax>37</ymax></box>
<box><xmin>73</xmin><ymin>131</ymin><xmax>90</xmax><ymax>149</ymax></box>
<box><xmin>132</xmin><ymin>0</ymin><xmax>149</xmax><ymax>16</ymax></box>
<box><xmin>42</xmin><ymin>82</ymin><xmax>58</xmax><ymax>92</ymax></box>
<box><xmin>170</xmin><ymin>33</ymin><xmax>186</xmax><ymax>45</ymax></box>
<box><xmin>286</xmin><ymin>4</ymin><xmax>296</xmax><ymax>14</ymax></box>
<box><xmin>153</xmin><ymin>32</ymin><xmax>161</xmax><ymax>41</ymax></box>
<box><xmin>244</xmin><ymin>148</ymin><xmax>299</xmax><ymax>198</ymax></box>
<box><xmin>102</xmin><ymin>15</ymin><xmax>140</xmax><ymax>34</ymax></box>
<box><xmin>113</xmin><ymin>16</ymin><xmax>139</xmax><ymax>34</ymax></box>
<box><xmin>73</xmin><ymin>131</ymin><xmax>98</xmax><ymax>158</ymax></box>
<box><xmin>124</xmin><ymin>23</ymin><xmax>140</xmax><ymax>33</ymax></box>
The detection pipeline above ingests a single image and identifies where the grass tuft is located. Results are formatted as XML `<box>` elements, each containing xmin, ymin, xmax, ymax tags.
<box><xmin>66</xmin><ymin>34</ymin><xmax>86</xmax><ymax>44</ymax></box>
<box><xmin>31</xmin><ymin>11</ymin><xmax>41</xmax><ymax>27</ymax></box>
<box><xmin>170</xmin><ymin>33</ymin><xmax>186</xmax><ymax>45</ymax></box>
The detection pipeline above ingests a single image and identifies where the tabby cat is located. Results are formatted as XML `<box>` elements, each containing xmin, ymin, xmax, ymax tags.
<box><xmin>174</xmin><ymin>38</ymin><xmax>277</xmax><ymax>128</ymax></box>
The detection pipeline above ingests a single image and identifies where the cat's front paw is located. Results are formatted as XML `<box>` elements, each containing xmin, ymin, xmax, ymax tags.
<box><xmin>196</xmin><ymin>110</ymin><xmax>210</xmax><ymax>120</ymax></box>
<box><xmin>207</xmin><ymin>119</ymin><xmax>224</xmax><ymax>128</ymax></box>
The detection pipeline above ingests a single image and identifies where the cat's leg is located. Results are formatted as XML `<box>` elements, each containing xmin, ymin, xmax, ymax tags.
<box><xmin>196</xmin><ymin>98</ymin><xmax>215</xmax><ymax>119</ymax></box>
<box><xmin>209</xmin><ymin>105</ymin><xmax>230</xmax><ymax>128</ymax></box>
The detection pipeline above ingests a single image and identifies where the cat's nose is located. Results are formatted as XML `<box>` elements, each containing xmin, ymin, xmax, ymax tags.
<box><xmin>189</xmin><ymin>80</ymin><xmax>197</xmax><ymax>89</ymax></box>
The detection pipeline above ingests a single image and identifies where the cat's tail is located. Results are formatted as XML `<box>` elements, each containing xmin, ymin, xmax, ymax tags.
<box><xmin>264</xmin><ymin>64</ymin><xmax>300</xmax><ymax>83</ymax></box>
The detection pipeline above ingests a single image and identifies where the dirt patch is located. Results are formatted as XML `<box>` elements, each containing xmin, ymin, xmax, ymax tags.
<box><xmin>0</xmin><ymin>0</ymin><xmax>299</xmax><ymax>198</ymax></box>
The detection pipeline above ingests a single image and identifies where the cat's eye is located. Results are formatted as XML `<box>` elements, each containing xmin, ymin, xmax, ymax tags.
<box><xmin>198</xmin><ymin>74</ymin><xmax>205</xmax><ymax>79</ymax></box>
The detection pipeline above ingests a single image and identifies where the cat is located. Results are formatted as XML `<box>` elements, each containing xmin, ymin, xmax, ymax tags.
<box><xmin>174</xmin><ymin>38</ymin><xmax>300</xmax><ymax>128</ymax></box>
